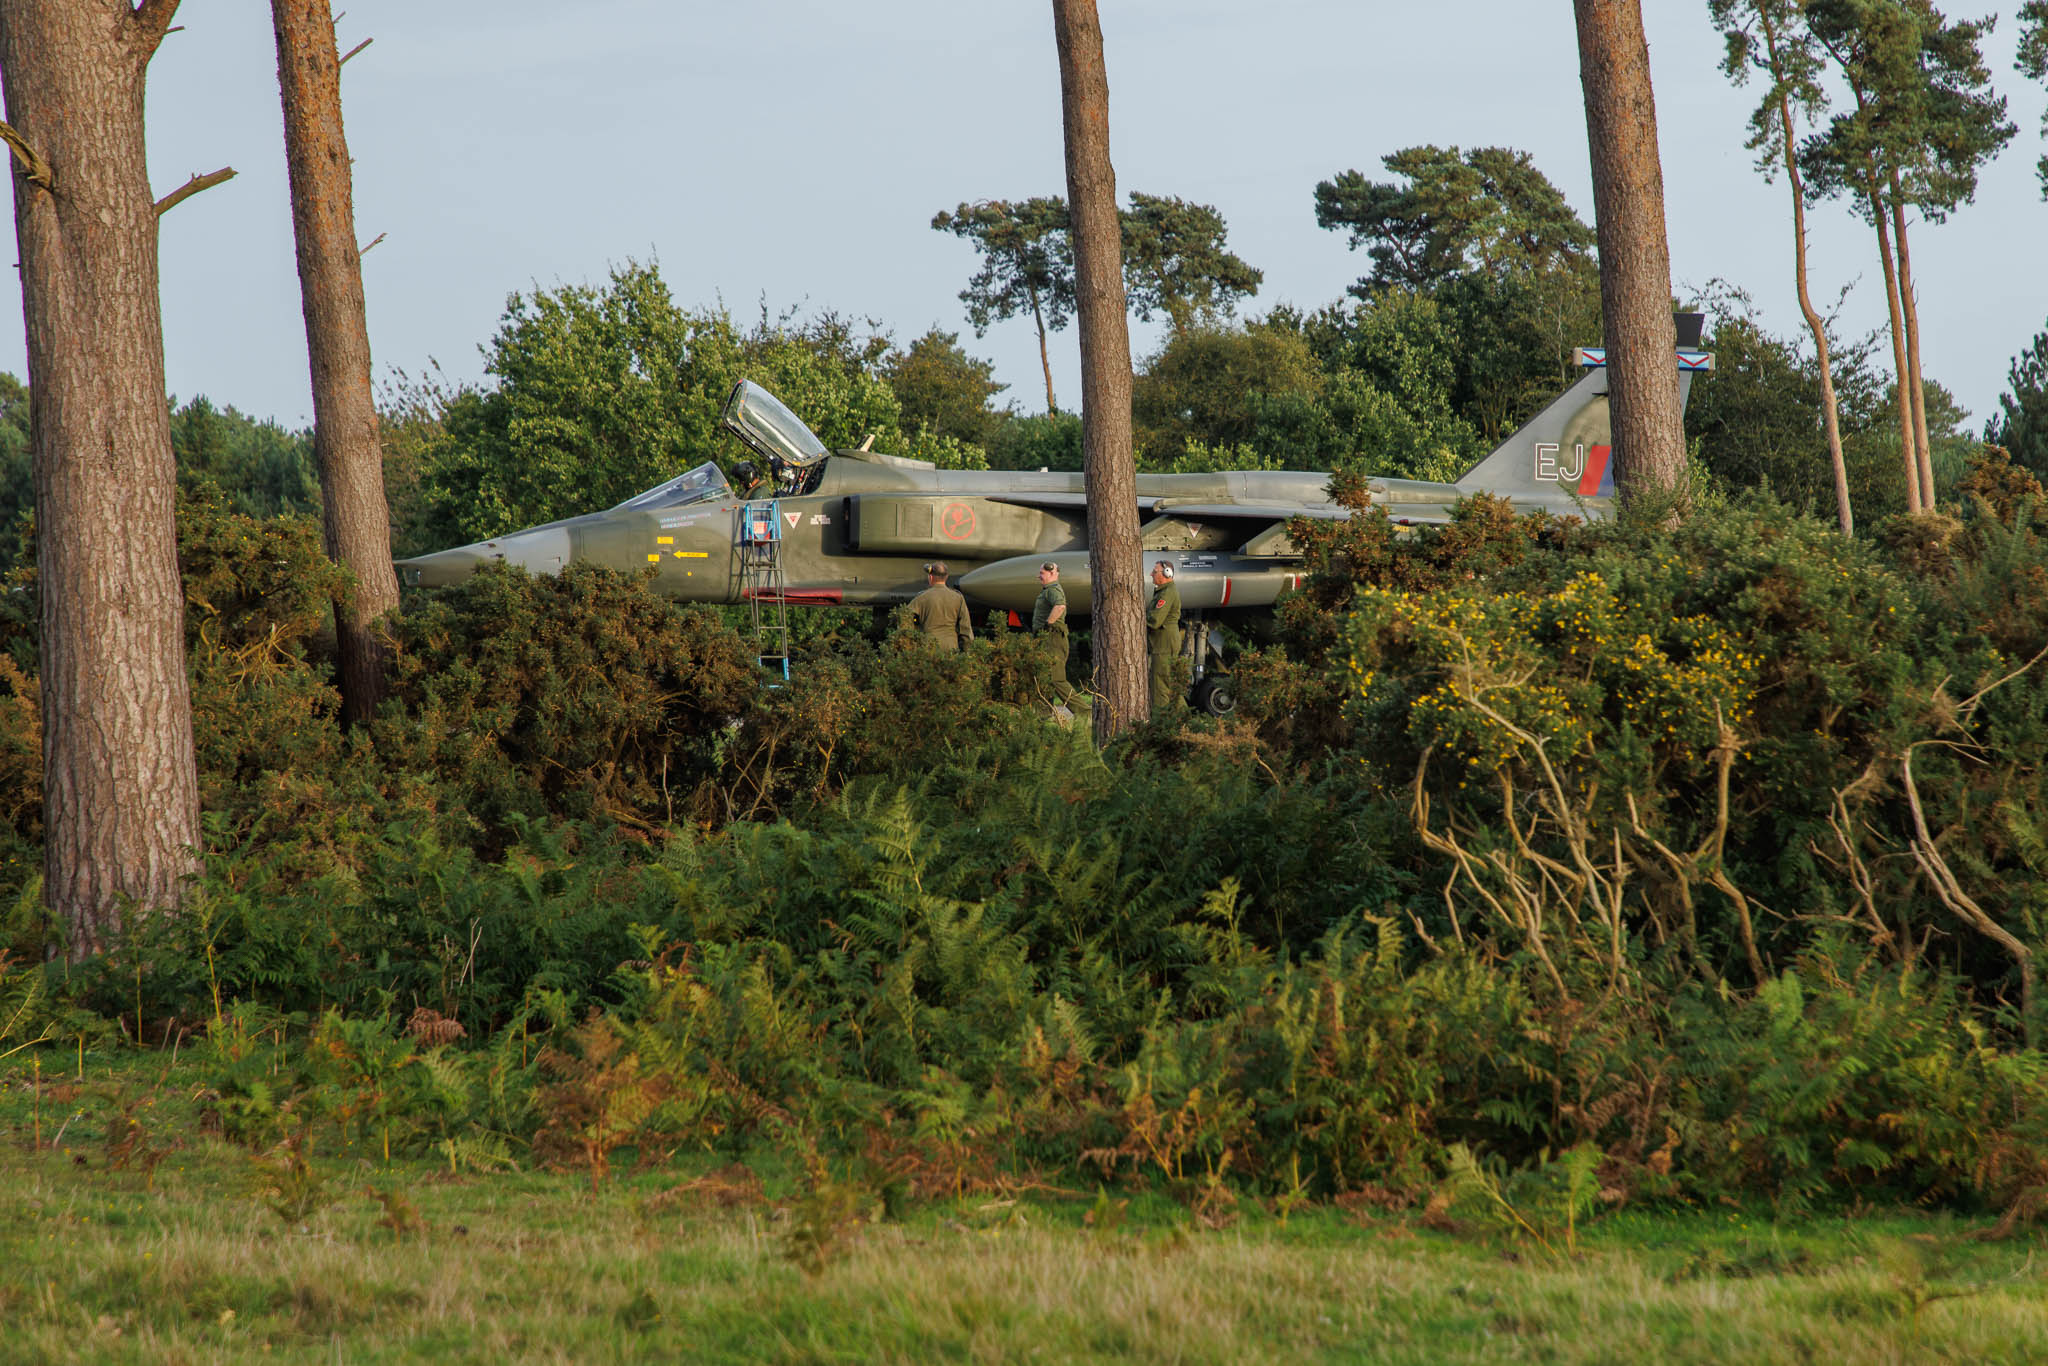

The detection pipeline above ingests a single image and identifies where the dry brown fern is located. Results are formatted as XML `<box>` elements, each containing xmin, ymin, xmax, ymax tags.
<box><xmin>405</xmin><ymin>1007</ymin><xmax>467</xmax><ymax>1047</ymax></box>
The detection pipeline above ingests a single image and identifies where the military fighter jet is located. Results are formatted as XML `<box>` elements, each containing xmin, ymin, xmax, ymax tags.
<box><xmin>398</xmin><ymin>320</ymin><xmax>1711</xmax><ymax>714</ymax></box>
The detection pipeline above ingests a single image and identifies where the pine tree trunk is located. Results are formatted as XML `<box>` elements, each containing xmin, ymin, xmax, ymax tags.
<box><xmin>1762</xmin><ymin>20</ymin><xmax>1852</xmax><ymax>536</ymax></box>
<box><xmin>1051</xmin><ymin>0</ymin><xmax>1144</xmax><ymax>740</ymax></box>
<box><xmin>1887</xmin><ymin>181</ymin><xmax>1936</xmax><ymax>511</ymax></box>
<box><xmin>1863</xmin><ymin>163</ymin><xmax>1922</xmax><ymax>515</ymax></box>
<box><xmin>0</xmin><ymin>0</ymin><xmax>200</xmax><ymax>959</ymax></box>
<box><xmin>1572</xmin><ymin>0</ymin><xmax>1687</xmax><ymax>513</ymax></box>
<box><xmin>273</xmin><ymin>0</ymin><xmax>399</xmax><ymax>726</ymax></box>
<box><xmin>1028</xmin><ymin>284</ymin><xmax>1057</xmax><ymax>413</ymax></box>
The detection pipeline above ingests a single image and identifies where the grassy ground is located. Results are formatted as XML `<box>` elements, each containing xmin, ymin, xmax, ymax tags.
<box><xmin>3</xmin><ymin>1049</ymin><xmax>2046</xmax><ymax>1364</ymax></box>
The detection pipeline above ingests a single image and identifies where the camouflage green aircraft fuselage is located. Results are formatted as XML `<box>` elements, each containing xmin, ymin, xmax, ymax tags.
<box><xmin>398</xmin><ymin>343</ymin><xmax>1712</xmax><ymax>631</ymax></box>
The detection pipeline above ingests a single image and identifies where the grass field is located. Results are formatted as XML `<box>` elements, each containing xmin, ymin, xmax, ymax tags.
<box><xmin>3</xmin><ymin>1051</ymin><xmax>2046</xmax><ymax>1364</ymax></box>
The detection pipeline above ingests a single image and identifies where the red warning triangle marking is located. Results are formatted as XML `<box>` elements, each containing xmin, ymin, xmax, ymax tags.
<box><xmin>784</xmin><ymin>510</ymin><xmax>800</xmax><ymax>529</ymax></box>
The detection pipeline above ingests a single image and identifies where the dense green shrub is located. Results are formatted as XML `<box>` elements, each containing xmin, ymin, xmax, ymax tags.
<box><xmin>378</xmin><ymin>563</ymin><xmax>763</xmax><ymax>835</ymax></box>
<box><xmin>12</xmin><ymin>438</ymin><xmax>2048</xmax><ymax>1219</ymax></box>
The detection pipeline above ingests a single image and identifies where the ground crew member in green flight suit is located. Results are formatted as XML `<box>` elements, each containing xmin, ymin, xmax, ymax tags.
<box><xmin>1031</xmin><ymin>561</ymin><xmax>1083</xmax><ymax>713</ymax></box>
<box><xmin>1146</xmin><ymin>560</ymin><xmax>1184</xmax><ymax>717</ymax></box>
<box><xmin>909</xmin><ymin>561</ymin><xmax>972</xmax><ymax>652</ymax></box>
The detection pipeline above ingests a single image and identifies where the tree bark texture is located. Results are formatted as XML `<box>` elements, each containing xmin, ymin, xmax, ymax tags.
<box><xmin>273</xmin><ymin>0</ymin><xmax>399</xmax><ymax>726</ymax></box>
<box><xmin>1573</xmin><ymin>0</ymin><xmax>1687</xmax><ymax>510</ymax></box>
<box><xmin>0</xmin><ymin>0</ymin><xmax>199</xmax><ymax>958</ymax></box>
<box><xmin>1863</xmin><ymin>163</ymin><xmax>1923</xmax><ymax>514</ymax></box>
<box><xmin>1887</xmin><ymin>181</ymin><xmax>1935</xmax><ymax>510</ymax></box>
<box><xmin>1051</xmin><ymin>0</ymin><xmax>1144</xmax><ymax>741</ymax></box>
<box><xmin>1760</xmin><ymin>12</ymin><xmax>1852</xmax><ymax>535</ymax></box>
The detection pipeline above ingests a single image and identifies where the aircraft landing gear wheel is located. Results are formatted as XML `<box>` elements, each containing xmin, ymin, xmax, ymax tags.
<box><xmin>1191</xmin><ymin>676</ymin><xmax>1236</xmax><ymax>717</ymax></box>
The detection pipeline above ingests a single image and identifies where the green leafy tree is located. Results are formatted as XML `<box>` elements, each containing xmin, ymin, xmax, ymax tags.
<box><xmin>1118</xmin><ymin>192</ymin><xmax>1262</xmax><ymax>334</ymax></box>
<box><xmin>1266</xmin><ymin>293</ymin><xmax>1485</xmax><ymax>477</ymax></box>
<box><xmin>935</xmin><ymin>192</ymin><xmax>1263</xmax><ymax>408</ymax></box>
<box><xmin>400</xmin><ymin>262</ymin><xmax>929</xmax><ymax>547</ymax></box>
<box><xmin>984</xmin><ymin>411</ymin><xmax>1083</xmax><ymax>472</ymax></box>
<box><xmin>1798</xmin><ymin>0</ymin><xmax>2015</xmax><ymax>511</ymax></box>
<box><xmin>1132</xmin><ymin>322</ymin><xmax>1323</xmax><ymax>461</ymax></box>
<box><xmin>409</xmin><ymin>263</ymin><xmax>719</xmax><ymax>543</ymax></box>
<box><xmin>1431</xmin><ymin>272</ymin><xmax>1605</xmax><ymax>441</ymax></box>
<box><xmin>1133</xmin><ymin>307</ymin><xmax>1482</xmax><ymax>480</ymax></box>
<box><xmin>2022</xmin><ymin>2</ymin><xmax>2048</xmax><ymax>196</ymax></box>
<box><xmin>1314</xmin><ymin>146</ymin><xmax>1595</xmax><ymax>293</ymax></box>
<box><xmin>1310</xmin><ymin>147</ymin><xmax>1602</xmax><ymax>440</ymax></box>
<box><xmin>1987</xmin><ymin>325</ymin><xmax>2048</xmax><ymax>476</ymax></box>
<box><xmin>882</xmin><ymin>328</ymin><xmax>1007</xmax><ymax>448</ymax></box>
<box><xmin>931</xmin><ymin>198</ymin><xmax>1075</xmax><ymax>412</ymax></box>
<box><xmin>3</xmin><ymin>385</ymin><xmax>318</xmax><ymax>571</ymax></box>
<box><xmin>1318</xmin><ymin>291</ymin><xmax>1485</xmax><ymax>478</ymax></box>
<box><xmin>1246</xmin><ymin>371</ymin><xmax>1473</xmax><ymax>482</ymax></box>
<box><xmin>1275</xmin><ymin>280</ymin><xmax>1590</xmax><ymax>453</ymax></box>
<box><xmin>169</xmin><ymin>397</ymin><xmax>319</xmax><ymax>519</ymax></box>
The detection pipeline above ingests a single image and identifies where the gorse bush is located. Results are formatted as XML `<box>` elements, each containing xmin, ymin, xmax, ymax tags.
<box><xmin>9</xmin><ymin>450</ymin><xmax>2048</xmax><ymax>1224</ymax></box>
<box><xmin>377</xmin><ymin>563</ymin><xmax>762</xmax><ymax>837</ymax></box>
<box><xmin>1243</xmin><ymin>471</ymin><xmax>2048</xmax><ymax>1032</ymax></box>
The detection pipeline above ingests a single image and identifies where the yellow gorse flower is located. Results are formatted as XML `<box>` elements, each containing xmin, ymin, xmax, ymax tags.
<box><xmin>1343</xmin><ymin>570</ymin><xmax>1757</xmax><ymax>774</ymax></box>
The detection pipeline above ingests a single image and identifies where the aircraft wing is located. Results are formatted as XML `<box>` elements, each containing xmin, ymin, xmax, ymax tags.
<box><xmin>1147</xmin><ymin>502</ymin><xmax>1352</xmax><ymax>523</ymax></box>
<box><xmin>986</xmin><ymin>493</ymin><xmax>1367</xmax><ymax>523</ymax></box>
<box><xmin>1157</xmin><ymin>505</ymin><xmax>1462</xmax><ymax>546</ymax></box>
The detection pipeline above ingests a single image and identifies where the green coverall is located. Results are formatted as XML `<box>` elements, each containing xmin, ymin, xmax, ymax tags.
<box><xmin>1146</xmin><ymin>577</ymin><xmax>1184</xmax><ymax>717</ymax></box>
<box><xmin>1032</xmin><ymin>580</ymin><xmax>1079</xmax><ymax>705</ymax></box>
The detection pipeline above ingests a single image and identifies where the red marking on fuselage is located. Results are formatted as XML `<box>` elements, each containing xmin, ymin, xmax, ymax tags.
<box><xmin>1578</xmin><ymin>444</ymin><xmax>1612</xmax><ymax>496</ymax></box>
<box><xmin>743</xmin><ymin>587</ymin><xmax>844</xmax><ymax>605</ymax></box>
<box><xmin>1220</xmin><ymin>577</ymin><xmax>1233</xmax><ymax>606</ymax></box>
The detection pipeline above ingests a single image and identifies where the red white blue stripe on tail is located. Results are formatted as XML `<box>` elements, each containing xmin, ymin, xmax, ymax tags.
<box><xmin>1578</xmin><ymin>348</ymin><xmax>1715</xmax><ymax>373</ymax></box>
<box><xmin>1580</xmin><ymin>444</ymin><xmax>1613</xmax><ymax>496</ymax></box>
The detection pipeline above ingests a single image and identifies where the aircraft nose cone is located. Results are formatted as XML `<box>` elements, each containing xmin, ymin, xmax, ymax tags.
<box><xmin>397</xmin><ymin>526</ymin><xmax>573</xmax><ymax>588</ymax></box>
<box><xmin>396</xmin><ymin>545</ymin><xmax>492</xmax><ymax>588</ymax></box>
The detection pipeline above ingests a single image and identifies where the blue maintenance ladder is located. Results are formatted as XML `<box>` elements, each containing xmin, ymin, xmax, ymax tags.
<box><xmin>737</xmin><ymin>499</ymin><xmax>791</xmax><ymax>679</ymax></box>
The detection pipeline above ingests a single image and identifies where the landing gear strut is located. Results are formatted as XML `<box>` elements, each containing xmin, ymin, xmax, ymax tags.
<box><xmin>1184</xmin><ymin>618</ymin><xmax>1236</xmax><ymax>717</ymax></box>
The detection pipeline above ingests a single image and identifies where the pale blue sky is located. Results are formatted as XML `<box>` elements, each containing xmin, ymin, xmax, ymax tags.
<box><xmin>4</xmin><ymin>1</ymin><xmax>2044</xmax><ymax>430</ymax></box>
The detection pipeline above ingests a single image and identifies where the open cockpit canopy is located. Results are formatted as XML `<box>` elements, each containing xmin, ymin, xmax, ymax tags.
<box><xmin>722</xmin><ymin>379</ymin><xmax>828</xmax><ymax>471</ymax></box>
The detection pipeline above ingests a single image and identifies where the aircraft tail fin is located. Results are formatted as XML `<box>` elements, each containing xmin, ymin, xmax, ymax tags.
<box><xmin>1451</xmin><ymin>312</ymin><xmax>1712</xmax><ymax>502</ymax></box>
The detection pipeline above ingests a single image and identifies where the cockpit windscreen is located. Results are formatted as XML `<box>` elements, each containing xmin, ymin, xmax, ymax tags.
<box><xmin>611</xmin><ymin>461</ymin><xmax>733</xmax><ymax>511</ymax></box>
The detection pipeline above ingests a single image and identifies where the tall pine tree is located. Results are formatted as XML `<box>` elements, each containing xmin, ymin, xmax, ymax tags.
<box><xmin>1051</xmin><ymin>0</ymin><xmax>1145</xmax><ymax>738</ymax></box>
<box><xmin>0</xmin><ymin>0</ymin><xmax>201</xmax><ymax>956</ymax></box>
<box><xmin>1573</xmin><ymin>0</ymin><xmax>1687</xmax><ymax>513</ymax></box>
<box><xmin>273</xmin><ymin>0</ymin><xmax>401</xmax><ymax>727</ymax></box>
